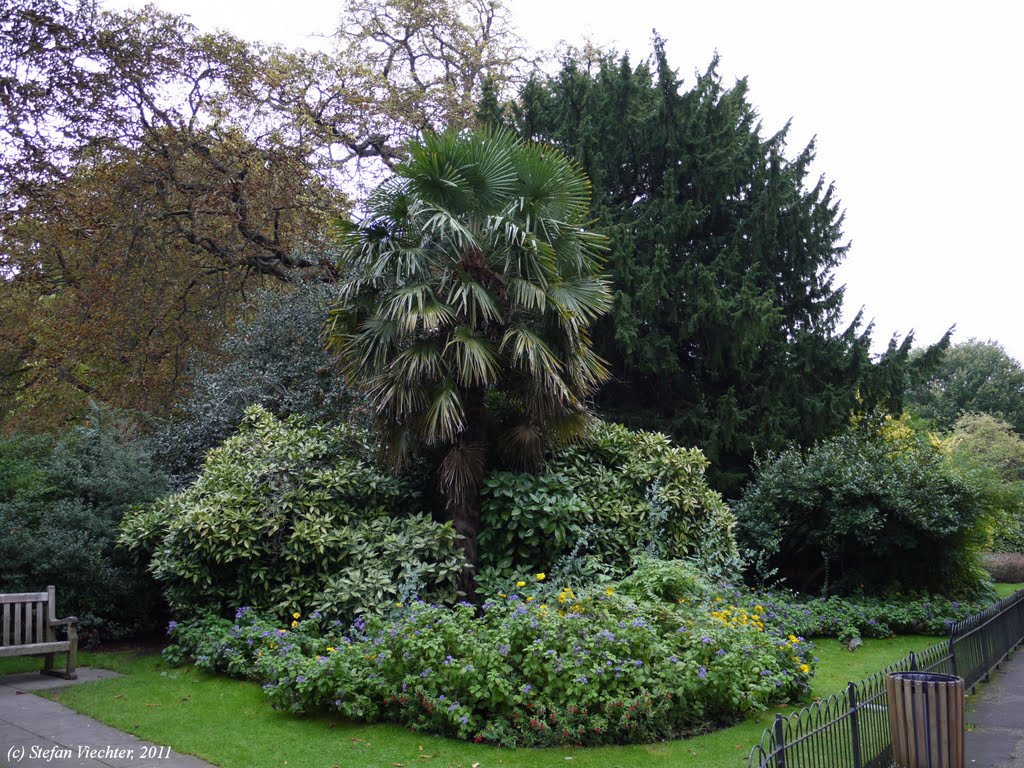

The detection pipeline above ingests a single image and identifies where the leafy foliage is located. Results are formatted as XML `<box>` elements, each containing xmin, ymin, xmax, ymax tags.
<box><xmin>947</xmin><ymin>413</ymin><xmax>1024</xmax><ymax>553</ymax></box>
<box><xmin>120</xmin><ymin>407</ymin><xmax>464</xmax><ymax>619</ymax></box>
<box><xmin>166</xmin><ymin>585</ymin><xmax>814</xmax><ymax>747</ymax></box>
<box><xmin>327</xmin><ymin>129</ymin><xmax>613</xmax><ymax>593</ymax></box>
<box><xmin>156</xmin><ymin>282</ymin><xmax>366</xmax><ymax>484</ymax></box>
<box><xmin>499</xmin><ymin>42</ymin><xmax>945</xmax><ymax>493</ymax></box>
<box><xmin>907</xmin><ymin>339</ymin><xmax>1024</xmax><ymax>434</ymax></box>
<box><xmin>477</xmin><ymin>421</ymin><xmax>740</xmax><ymax>592</ymax></box>
<box><xmin>0</xmin><ymin>0</ymin><xmax>525</xmax><ymax>430</ymax></box>
<box><xmin>0</xmin><ymin>409</ymin><xmax>169</xmax><ymax>641</ymax></box>
<box><xmin>735</xmin><ymin>415</ymin><xmax>991</xmax><ymax>597</ymax></box>
<box><xmin>728</xmin><ymin>588</ymin><xmax>984</xmax><ymax>643</ymax></box>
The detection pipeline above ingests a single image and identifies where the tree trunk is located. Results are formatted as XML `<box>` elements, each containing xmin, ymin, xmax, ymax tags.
<box><xmin>451</xmin><ymin>488</ymin><xmax>481</xmax><ymax>601</ymax></box>
<box><xmin>447</xmin><ymin>385</ymin><xmax>487</xmax><ymax>601</ymax></box>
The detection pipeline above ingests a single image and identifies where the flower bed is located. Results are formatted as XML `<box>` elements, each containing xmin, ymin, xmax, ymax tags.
<box><xmin>167</xmin><ymin>584</ymin><xmax>815</xmax><ymax>747</ymax></box>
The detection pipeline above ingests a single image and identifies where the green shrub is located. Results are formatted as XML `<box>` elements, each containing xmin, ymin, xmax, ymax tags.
<box><xmin>735</xmin><ymin>415</ymin><xmax>992</xmax><ymax>597</ymax></box>
<box><xmin>726</xmin><ymin>588</ymin><xmax>984</xmax><ymax>642</ymax></box>
<box><xmin>167</xmin><ymin>585</ymin><xmax>814</xmax><ymax>747</ymax></box>
<box><xmin>156</xmin><ymin>281</ymin><xmax>367</xmax><ymax>485</ymax></box>
<box><xmin>0</xmin><ymin>411</ymin><xmax>169</xmax><ymax>641</ymax></box>
<box><xmin>947</xmin><ymin>413</ymin><xmax>1024</xmax><ymax>553</ymax></box>
<box><xmin>478</xmin><ymin>422</ymin><xmax>740</xmax><ymax>593</ymax></box>
<box><xmin>120</xmin><ymin>406</ymin><xmax>464</xmax><ymax>620</ymax></box>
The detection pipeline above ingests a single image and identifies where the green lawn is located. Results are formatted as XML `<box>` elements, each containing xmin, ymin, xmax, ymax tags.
<box><xmin>994</xmin><ymin>582</ymin><xmax>1024</xmax><ymax>599</ymax></box>
<box><xmin>1</xmin><ymin>635</ymin><xmax>939</xmax><ymax>768</ymax></box>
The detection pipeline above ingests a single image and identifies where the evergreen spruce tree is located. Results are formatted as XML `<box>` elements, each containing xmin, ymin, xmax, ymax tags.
<box><xmin>504</xmin><ymin>40</ymin><xmax>943</xmax><ymax>493</ymax></box>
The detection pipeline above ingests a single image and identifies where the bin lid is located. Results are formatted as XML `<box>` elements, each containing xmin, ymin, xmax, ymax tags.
<box><xmin>888</xmin><ymin>671</ymin><xmax>963</xmax><ymax>684</ymax></box>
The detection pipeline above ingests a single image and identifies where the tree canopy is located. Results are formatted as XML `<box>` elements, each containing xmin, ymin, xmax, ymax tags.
<box><xmin>493</xmin><ymin>41</ymin><xmax>942</xmax><ymax>493</ymax></box>
<box><xmin>0</xmin><ymin>0</ymin><xmax>524</xmax><ymax>430</ymax></box>
<box><xmin>906</xmin><ymin>339</ymin><xmax>1024</xmax><ymax>435</ymax></box>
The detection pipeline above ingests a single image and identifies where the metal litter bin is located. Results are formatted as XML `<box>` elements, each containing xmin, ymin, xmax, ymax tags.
<box><xmin>886</xmin><ymin>671</ymin><xmax>964</xmax><ymax>768</ymax></box>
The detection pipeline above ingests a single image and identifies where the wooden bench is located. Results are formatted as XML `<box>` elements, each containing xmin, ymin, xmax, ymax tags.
<box><xmin>0</xmin><ymin>586</ymin><xmax>78</xmax><ymax>679</ymax></box>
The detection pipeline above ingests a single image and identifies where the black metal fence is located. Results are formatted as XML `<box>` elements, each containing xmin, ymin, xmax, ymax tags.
<box><xmin>748</xmin><ymin>587</ymin><xmax>1024</xmax><ymax>768</ymax></box>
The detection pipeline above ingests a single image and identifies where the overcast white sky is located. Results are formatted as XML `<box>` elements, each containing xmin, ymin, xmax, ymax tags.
<box><xmin>104</xmin><ymin>0</ymin><xmax>1024</xmax><ymax>364</ymax></box>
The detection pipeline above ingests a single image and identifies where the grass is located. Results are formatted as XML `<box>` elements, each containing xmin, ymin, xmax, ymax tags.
<box><xmin>1</xmin><ymin>635</ymin><xmax>941</xmax><ymax>768</ymax></box>
<box><xmin>994</xmin><ymin>582</ymin><xmax>1024</xmax><ymax>599</ymax></box>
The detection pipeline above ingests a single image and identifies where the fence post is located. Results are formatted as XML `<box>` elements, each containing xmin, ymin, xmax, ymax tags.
<box><xmin>773</xmin><ymin>713</ymin><xmax>787</xmax><ymax>768</ymax></box>
<box><xmin>908</xmin><ymin>651</ymin><xmax>917</xmax><ymax>671</ymax></box>
<box><xmin>948</xmin><ymin>625</ymin><xmax>959</xmax><ymax>679</ymax></box>
<box><xmin>848</xmin><ymin>682</ymin><xmax>863</xmax><ymax>768</ymax></box>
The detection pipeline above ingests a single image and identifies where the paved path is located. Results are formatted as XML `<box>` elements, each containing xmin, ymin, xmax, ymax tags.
<box><xmin>967</xmin><ymin>649</ymin><xmax>1024</xmax><ymax>767</ymax></box>
<box><xmin>0</xmin><ymin>670</ymin><xmax>213</xmax><ymax>768</ymax></box>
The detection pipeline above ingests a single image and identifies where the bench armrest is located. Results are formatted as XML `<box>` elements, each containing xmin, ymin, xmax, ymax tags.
<box><xmin>50</xmin><ymin>616</ymin><xmax>79</xmax><ymax>627</ymax></box>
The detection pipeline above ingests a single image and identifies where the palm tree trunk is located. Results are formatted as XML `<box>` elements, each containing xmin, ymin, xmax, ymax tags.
<box><xmin>451</xmin><ymin>489</ymin><xmax>481</xmax><ymax>600</ymax></box>
<box><xmin>448</xmin><ymin>385</ymin><xmax>487</xmax><ymax>601</ymax></box>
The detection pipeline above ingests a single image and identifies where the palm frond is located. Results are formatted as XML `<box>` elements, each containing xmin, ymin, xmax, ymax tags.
<box><xmin>445</xmin><ymin>326</ymin><xmax>501</xmax><ymax>387</ymax></box>
<box><xmin>384</xmin><ymin>283</ymin><xmax>456</xmax><ymax>333</ymax></box>
<box><xmin>448</xmin><ymin>279</ymin><xmax>503</xmax><ymax>326</ymax></box>
<box><xmin>547</xmin><ymin>277</ymin><xmax>614</xmax><ymax>325</ymax></box>
<box><xmin>418</xmin><ymin>381</ymin><xmax>465</xmax><ymax>444</ymax></box>
<box><xmin>499</xmin><ymin>421</ymin><xmax>546</xmax><ymax>471</ymax></box>
<box><xmin>438</xmin><ymin>440</ymin><xmax>486</xmax><ymax>501</ymax></box>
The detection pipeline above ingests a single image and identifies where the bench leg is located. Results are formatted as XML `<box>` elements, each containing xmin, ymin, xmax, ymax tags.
<box><xmin>42</xmin><ymin>653</ymin><xmax>55</xmax><ymax>674</ymax></box>
<box><xmin>66</xmin><ymin>626</ymin><xmax>78</xmax><ymax>680</ymax></box>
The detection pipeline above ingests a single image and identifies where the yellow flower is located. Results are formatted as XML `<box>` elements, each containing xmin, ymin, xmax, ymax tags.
<box><xmin>326</xmin><ymin>646</ymin><xmax>336</xmax><ymax>653</ymax></box>
<box><xmin>606</xmin><ymin>587</ymin><xmax>615</xmax><ymax>596</ymax></box>
<box><xmin>292</xmin><ymin>612</ymin><xmax>301</xmax><ymax>619</ymax></box>
<box><xmin>558</xmin><ymin>593</ymin><xmax>568</xmax><ymax>604</ymax></box>
<box><xmin>715</xmin><ymin>596</ymin><xmax>723</xmax><ymax>602</ymax></box>
<box><xmin>516</xmin><ymin>581</ymin><xmax>526</xmax><ymax>587</ymax></box>
<box><xmin>754</xmin><ymin>605</ymin><xmax>764</xmax><ymax>614</ymax></box>
<box><xmin>799</xmin><ymin>664</ymin><xmax>810</xmax><ymax>674</ymax></box>
<box><xmin>526</xmin><ymin>596</ymin><xmax>535</xmax><ymax>602</ymax></box>
<box><xmin>395</xmin><ymin>602</ymin><xmax>403</xmax><ymax>608</ymax></box>
<box><xmin>499</xmin><ymin>593</ymin><xmax>507</xmax><ymax>598</ymax></box>
<box><xmin>788</xmin><ymin>634</ymin><xmax>799</xmax><ymax>644</ymax></box>
<box><xmin>291</xmin><ymin>620</ymin><xmax>299</xmax><ymax>628</ymax></box>
<box><xmin>536</xmin><ymin>573</ymin><xmax>546</xmax><ymax>581</ymax></box>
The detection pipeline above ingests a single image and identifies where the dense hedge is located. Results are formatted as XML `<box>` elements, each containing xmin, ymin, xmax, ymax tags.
<box><xmin>0</xmin><ymin>412</ymin><xmax>168</xmax><ymax>641</ymax></box>
<box><xmin>120</xmin><ymin>407</ymin><xmax>464</xmax><ymax>620</ymax></box>
<box><xmin>478</xmin><ymin>422</ymin><xmax>740</xmax><ymax>593</ymax></box>
<box><xmin>735</xmin><ymin>416</ymin><xmax>991</xmax><ymax>597</ymax></box>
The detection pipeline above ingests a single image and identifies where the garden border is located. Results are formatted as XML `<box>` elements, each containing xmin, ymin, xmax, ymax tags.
<box><xmin>748</xmin><ymin>586</ymin><xmax>1024</xmax><ymax>768</ymax></box>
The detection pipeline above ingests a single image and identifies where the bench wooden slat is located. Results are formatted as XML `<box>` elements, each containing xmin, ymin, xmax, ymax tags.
<box><xmin>0</xmin><ymin>641</ymin><xmax>71</xmax><ymax>657</ymax></box>
<box><xmin>0</xmin><ymin>592</ymin><xmax>48</xmax><ymax>604</ymax></box>
<box><xmin>0</xmin><ymin>587</ymin><xmax>78</xmax><ymax>679</ymax></box>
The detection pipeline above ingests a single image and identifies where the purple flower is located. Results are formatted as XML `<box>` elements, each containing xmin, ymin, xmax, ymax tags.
<box><xmin>234</xmin><ymin>607</ymin><xmax>250</xmax><ymax>619</ymax></box>
<box><xmin>522</xmin><ymin>684</ymin><xmax>532</xmax><ymax>694</ymax></box>
<box><xmin>716</xmin><ymin>649</ymin><xmax>726</xmax><ymax>656</ymax></box>
<box><xmin>420</xmin><ymin>668</ymin><xmax>431</xmax><ymax>678</ymax></box>
<box><xmin>460</xmin><ymin>716</ymin><xmax>469</xmax><ymax>725</ymax></box>
<box><xmin>698</xmin><ymin>666</ymin><xmax>707</xmax><ymax>679</ymax></box>
<box><xmin>296</xmin><ymin>675</ymin><xmax>306</xmax><ymax>683</ymax></box>
<box><xmin>166</xmin><ymin>620</ymin><xmax>178</xmax><ymax>635</ymax></box>
<box><xmin>499</xmin><ymin>644</ymin><xmax>509</xmax><ymax>657</ymax></box>
<box><xmin>701</xmin><ymin>636</ymin><xmax>711</xmax><ymax>644</ymax></box>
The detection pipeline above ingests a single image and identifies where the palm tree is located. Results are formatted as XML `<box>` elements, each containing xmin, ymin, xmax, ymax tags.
<box><xmin>327</xmin><ymin>129</ymin><xmax>612</xmax><ymax>596</ymax></box>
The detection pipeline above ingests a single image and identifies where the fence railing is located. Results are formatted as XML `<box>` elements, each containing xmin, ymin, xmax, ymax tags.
<box><xmin>748</xmin><ymin>587</ymin><xmax>1024</xmax><ymax>768</ymax></box>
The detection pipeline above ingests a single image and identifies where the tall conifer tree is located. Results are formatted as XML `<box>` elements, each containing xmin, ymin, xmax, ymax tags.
<box><xmin>499</xmin><ymin>41</ymin><xmax>941</xmax><ymax>493</ymax></box>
